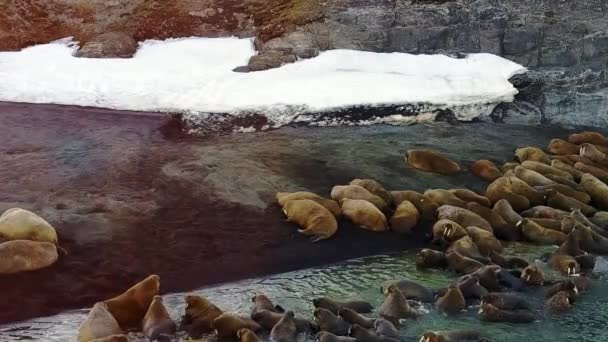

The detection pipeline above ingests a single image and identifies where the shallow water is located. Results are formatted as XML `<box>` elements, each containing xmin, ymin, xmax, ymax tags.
<box><xmin>2</xmin><ymin>244</ymin><xmax>607</xmax><ymax>342</ymax></box>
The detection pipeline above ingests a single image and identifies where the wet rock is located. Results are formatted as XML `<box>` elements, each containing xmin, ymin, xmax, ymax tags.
<box><xmin>74</xmin><ymin>32</ymin><xmax>138</xmax><ymax>58</ymax></box>
<box><xmin>0</xmin><ymin>240</ymin><xmax>58</xmax><ymax>274</ymax></box>
<box><xmin>248</xmin><ymin>49</ymin><xmax>297</xmax><ymax>72</ymax></box>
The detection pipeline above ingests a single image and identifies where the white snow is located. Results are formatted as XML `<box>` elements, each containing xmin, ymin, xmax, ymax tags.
<box><xmin>0</xmin><ymin>37</ymin><xmax>526</xmax><ymax>129</ymax></box>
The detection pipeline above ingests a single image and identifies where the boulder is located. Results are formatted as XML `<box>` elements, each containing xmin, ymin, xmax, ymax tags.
<box><xmin>0</xmin><ymin>240</ymin><xmax>58</xmax><ymax>274</ymax></box>
<box><xmin>248</xmin><ymin>50</ymin><xmax>297</xmax><ymax>72</ymax></box>
<box><xmin>75</xmin><ymin>32</ymin><xmax>138</xmax><ymax>58</ymax></box>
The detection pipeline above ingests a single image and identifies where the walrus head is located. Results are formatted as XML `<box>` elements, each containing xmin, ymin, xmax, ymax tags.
<box><xmin>567</xmin><ymin>261</ymin><xmax>578</xmax><ymax>276</ymax></box>
<box><xmin>443</xmin><ymin>223</ymin><xmax>453</xmax><ymax>238</ymax></box>
<box><xmin>419</xmin><ymin>331</ymin><xmax>439</xmax><ymax>342</ymax></box>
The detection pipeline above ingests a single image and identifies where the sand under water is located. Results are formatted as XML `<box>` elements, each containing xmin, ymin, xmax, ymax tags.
<box><xmin>0</xmin><ymin>102</ymin><xmax>607</xmax><ymax>340</ymax></box>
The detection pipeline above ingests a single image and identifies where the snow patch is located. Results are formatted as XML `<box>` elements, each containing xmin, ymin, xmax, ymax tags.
<box><xmin>0</xmin><ymin>37</ymin><xmax>526</xmax><ymax>132</ymax></box>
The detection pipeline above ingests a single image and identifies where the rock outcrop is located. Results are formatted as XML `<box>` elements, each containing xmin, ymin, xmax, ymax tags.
<box><xmin>74</xmin><ymin>32</ymin><xmax>138</xmax><ymax>58</ymax></box>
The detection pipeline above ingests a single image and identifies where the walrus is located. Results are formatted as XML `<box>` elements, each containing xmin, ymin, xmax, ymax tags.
<box><xmin>0</xmin><ymin>208</ymin><xmax>58</xmax><ymax>244</ymax></box>
<box><xmin>447</xmin><ymin>236</ymin><xmax>489</xmax><ymax>263</ymax></box>
<box><xmin>529</xmin><ymin>218</ymin><xmax>562</xmax><ymax>231</ymax></box>
<box><xmin>252</xmin><ymin>310</ymin><xmax>312</xmax><ymax>332</ymax></box>
<box><xmin>548</xmin><ymin>138</ymin><xmax>580</xmax><ymax>156</ymax></box>
<box><xmin>416</xmin><ymin>249</ymin><xmax>448</xmax><ymax>269</ymax></box>
<box><xmin>405</xmin><ymin>149</ymin><xmax>461</xmax><ymax>175</ymax></box>
<box><xmin>331</xmin><ymin>185</ymin><xmax>388</xmax><ymax>212</ymax></box>
<box><xmin>419</xmin><ymin>330</ymin><xmax>485</xmax><ymax>342</ymax></box>
<box><xmin>449</xmin><ymin>189</ymin><xmax>491</xmax><ymax>207</ymax></box>
<box><xmin>580</xmin><ymin>143</ymin><xmax>608</xmax><ymax>167</ymax></box>
<box><xmin>575</xmin><ymin>162</ymin><xmax>608</xmax><ymax>183</ymax></box>
<box><xmin>485</xmin><ymin>177</ymin><xmax>530</xmax><ymax>211</ymax></box>
<box><xmin>78</xmin><ymin>302</ymin><xmax>124</xmax><ymax>342</ymax></box>
<box><xmin>521</xmin><ymin>206</ymin><xmax>569</xmax><ymax>220</ymax></box>
<box><xmin>576</xmin><ymin>254</ymin><xmax>597</xmax><ymax>270</ymax></box>
<box><xmin>569</xmin><ymin>131</ymin><xmax>608</xmax><ymax>146</ymax></box>
<box><xmin>502</xmin><ymin>162</ymin><xmax>520</xmax><ymax>173</ymax></box>
<box><xmin>566</xmin><ymin>222</ymin><xmax>608</xmax><ymax>254</ymax></box>
<box><xmin>480</xmin><ymin>293</ymin><xmax>529</xmax><ymax>310</ymax></box>
<box><xmin>471</xmin><ymin>159</ymin><xmax>502</xmax><ymax>182</ymax></box>
<box><xmin>340</xmin><ymin>199</ymin><xmax>388</xmax><ymax>232</ymax></box>
<box><xmin>378</xmin><ymin>284</ymin><xmax>420</xmax><ymax>322</ymax></box>
<box><xmin>550</xmin><ymin>159</ymin><xmax>585</xmax><ymax>181</ymax></box>
<box><xmin>390</xmin><ymin>190</ymin><xmax>439</xmax><ymax>220</ymax></box>
<box><xmin>515</xmin><ymin>147</ymin><xmax>550</xmax><ymax>164</ymax></box>
<box><xmin>544</xmin><ymin>173</ymin><xmax>582</xmax><ymax>189</ymax></box>
<box><xmin>519</xmin><ymin>218</ymin><xmax>566</xmax><ymax>245</ymax></box>
<box><xmin>465</xmin><ymin>202</ymin><xmax>494</xmax><ymax>223</ymax></box>
<box><xmin>432</xmin><ymin>220</ymin><xmax>468</xmax><ymax>243</ymax></box>
<box><xmin>104</xmin><ymin>275</ymin><xmax>160</xmax><ymax>330</ymax></box>
<box><xmin>380</xmin><ymin>280</ymin><xmax>435</xmax><ymax>303</ymax></box>
<box><xmin>0</xmin><ymin>239</ymin><xmax>58</xmax><ymax>274</ymax></box>
<box><xmin>283</xmin><ymin>199</ymin><xmax>338</xmax><ymax>241</ymax></box>
<box><xmin>338</xmin><ymin>307</ymin><xmax>375</xmax><ymax>329</ymax></box>
<box><xmin>313</xmin><ymin>297</ymin><xmax>373</xmax><ymax>315</ymax></box>
<box><xmin>313</xmin><ymin>308</ymin><xmax>350</xmax><ymax>335</ymax></box>
<box><xmin>89</xmin><ymin>335</ymin><xmax>128</xmax><ymax>342</ymax></box>
<box><xmin>317</xmin><ymin>331</ymin><xmax>356</xmax><ymax>342</ymax></box>
<box><xmin>555</xmin><ymin>231</ymin><xmax>585</xmax><ymax>257</ymax></box>
<box><xmin>181</xmin><ymin>294</ymin><xmax>223</xmax><ymax>337</ymax></box>
<box><xmin>214</xmin><ymin>314</ymin><xmax>262</xmax><ymax>339</ymax></box>
<box><xmin>478</xmin><ymin>303</ymin><xmax>534</xmax><ymax>323</ymax></box>
<box><xmin>455</xmin><ymin>274</ymin><xmax>488</xmax><ymax>300</ymax></box>
<box><xmin>276</xmin><ymin>192</ymin><xmax>342</xmax><ymax>217</ymax></box>
<box><xmin>489</xmin><ymin>250</ymin><xmax>529</xmax><ymax>269</ymax></box>
<box><xmin>435</xmin><ymin>284</ymin><xmax>465</xmax><ymax>315</ymax></box>
<box><xmin>592</xmin><ymin>211</ymin><xmax>608</xmax><ymax>230</ymax></box>
<box><xmin>373</xmin><ymin>319</ymin><xmax>398</xmax><ymax>338</ymax></box>
<box><xmin>251</xmin><ymin>294</ymin><xmax>283</xmax><ymax>316</ymax></box>
<box><xmin>469</xmin><ymin>265</ymin><xmax>502</xmax><ymax>291</ymax></box>
<box><xmin>545</xmin><ymin>280</ymin><xmax>579</xmax><ymax>301</ymax></box>
<box><xmin>522</xmin><ymin>160</ymin><xmax>574</xmax><ymax>180</ymax></box>
<box><xmin>549</xmin><ymin>253</ymin><xmax>580</xmax><ymax>276</ymax></box>
<box><xmin>521</xmin><ymin>262</ymin><xmax>545</xmax><ymax>286</ymax></box>
<box><xmin>446</xmin><ymin>251</ymin><xmax>483</xmax><ymax>274</ymax></box>
<box><xmin>350</xmin><ymin>179</ymin><xmax>392</xmax><ymax>206</ymax></box>
<box><xmin>496</xmin><ymin>269</ymin><xmax>528</xmax><ymax>292</ymax></box>
<box><xmin>570</xmin><ymin>209</ymin><xmax>608</xmax><ymax>236</ymax></box>
<box><xmin>437</xmin><ymin>205</ymin><xmax>493</xmax><ymax>233</ymax></box>
<box><xmin>424</xmin><ymin>189</ymin><xmax>468</xmax><ymax>208</ymax></box>
<box><xmin>545</xmin><ymin>291</ymin><xmax>573</xmax><ymax>313</ymax></box>
<box><xmin>514</xmin><ymin>166</ymin><xmax>555</xmax><ymax>187</ymax></box>
<box><xmin>238</xmin><ymin>328</ymin><xmax>263</xmax><ymax>342</ymax></box>
<box><xmin>270</xmin><ymin>311</ymin><xmax>297</xmax><ymax>342</ymax></box>
<box><xmin>554</xmin><ymin>154</ymin><xmax>596</xmax><ymax>166</ymax></box>
<box><xmin>389</xmin><ymin>201</ymin><xmax>419</xmax><ymax>234</ymax></box>
<box><xmin>465</xmin><ymin>226</ymin><xmax>503</xmax><ymax>255</ymax></box>
<box><xmin>349</xmin><ymin>324</ymin><xmax>400</xmax><ymax>342</ymax></box>
<box><xmin>539</xmin><ymin>183</ymin><xmax>590</xmax><ymax>204</ymax></box>
<box><xmin>581</xmin><ymin>173</ymin><xmax>608</xmax><ymax>210</ymax></box>
<box><xmin>573</xmin><ymin>275</ymin><xmax>592</xmax><ymax>292</ymax></box>
<box><xmin>546</xmin><ymin>189</ymin><xmax>598</xmax><ymax>216</ymax></box>
<box><xmin>491</xmin><ymin>199</ymin><xmax>523</xmax><ymax>240</ymax></box>
<box><xmin>142</xmin><ymin>296</ymin><xmax>175</xmax><ymax>341</ymax></box>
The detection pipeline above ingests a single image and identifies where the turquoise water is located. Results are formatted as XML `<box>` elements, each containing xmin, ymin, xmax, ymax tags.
<box><xmin>1</xmin><ymin>244</ymin><xmax>607</xmax><ymax>341</ymax></box>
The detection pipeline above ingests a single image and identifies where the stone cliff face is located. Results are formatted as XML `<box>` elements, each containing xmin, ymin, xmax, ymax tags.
<box><xmin>2</xmin><ymin>0</ymin><xmax>607</xmax><ymax>127</ymax></box>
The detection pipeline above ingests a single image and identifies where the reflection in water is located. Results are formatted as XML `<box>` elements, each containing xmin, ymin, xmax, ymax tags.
<box><xmin>1</xmin><ymin>244</ymin><xmax>607</xmax><ymax>342</ymax></box>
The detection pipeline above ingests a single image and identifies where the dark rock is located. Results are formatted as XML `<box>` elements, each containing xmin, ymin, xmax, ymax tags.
<box><xmin>248</xmin><ymin>50</ymin><xmax>298</xmax><ymax>72</ymax></box>
<box><xmin>74</xmin><ymin>32</ymin><xmax>137</xmax><ymax>59</ymax></box>
<box><xmin>232</xmin><ymin>66</ymin><xmax>250</xmax><ymax>73</ymax></box>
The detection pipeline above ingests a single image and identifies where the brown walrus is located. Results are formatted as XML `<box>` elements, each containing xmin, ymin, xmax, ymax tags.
<box><xmin>271</xmin><ymin>311</ymin><xmax>298</xmax><ymax>342</ymax></box>
<box><xmin>471</xmin><ymin>159</ymin><xmax>503</xmax><ymax>182</ymax></box>
<box><xmin>283</xmin><ymin>199</ymin><xmax>338</xmax><ymax>241</ymax></box>
<box><xmin>378</xmin><ymin>284</ymin><xmax>420</xmax><ymax>322</ymax></box>
<box><xmin>338</xmin><ymin>307</ymin><xmax>375</xmax><ymax>329</ymax></box>
<box><xmin>424</xmin><ymin>189</ymin><xmax>468</xmax><ymax>208</ymax></box>
<box><xmin>104</xmin><ymin>275</ymin><xmax>160</xmax><ymax>330</ymax></box>
<box><xmin>446</xmin><ymin>251</ymin><xmax>483</xmax><ymax>274</ymax></box>
<box><xmin>514</xmin><ymin>147</ymin><xmax>550</xmax><ymax>164</ymax></box>
<box><xmin>529</xmin><ymin>218</ymin><xmax>562</xmax><ymax>231</ymax></box>
<box><xmin>432</xmin><ymin>219</ymin><xmax>468</xmax><ymax>243</ymax></box>
<box><xmin>251</xmin><ymin>310</ymin><xmax>312</xmax><ymax>332</ymax></box>
<box><xmin>213</xmin><ymin>314</ymin><xmax>262</xmax><ymax>338</ymax></box>
<box><xmin>449</xmin><ymin>189</ymin><xmax>491</xmax><ymax>207</ymax></box>
<box><xmin>489</xmin><ymin>250</ymin><xmax>529</xmax><ymax>269</ymax></box>
<box><xmin>317</xmin><ymin>331</ymin><xmax>356</xmax><ymax>342</ymax></box>
<box><xmin>546</xmin><ymin>189</ymin><xmax>597</xmax><ymax>216</ymax></box>
<box><xmin>142</xmin><ymin>296</ymin><xmax>176</xmax><ymax>341</ymax></box>
<box><xmin>481</xmin><ymin>292</ymin><xmax>530</xmax><ymax>310</ymax></box>
<box><xmin>437</xmin><ymin>205</ymin><xmax>493</xmax><ymax>233</ymax></box>
<box><xmin>568</xmin><ymin>131</ymin><xmax>608</xmax><ymax>146</ymax></box>
<box><xmin>447</xmin><ymin>236</ymin><xmax>489</xmax><ymax>263</ymax></box>
<box><xmin>374</xmin><ymin>319</ymin><xmax>399</xmax><ymax>338</ymax></box>
<box><xmin>550</xmin><ymin>159</ymin><xmax>585</xmax><ymax>181</ymax></box>
<box><xmin>181</xmin><ymin>294</ymin><xmax>223</xmax><ymax>337</ymax></box>
<box><xmin>416</xmin><ymin>249</ymin><xmax>448</xmax><ymax>269</ymax></box>
<box><xmin>89</xmin><ymin>335</ymin><xmax>128</xmax><ymax>342</ymax></box>
<box><xmin>313</xmin><ymin>308</ymin><xmax>350</xmax><ymax>335</ymax></box>
<box><xmin>465</xmin><ymin>226</ymin><xmax>503</xmax><ymax>255</ymax></box>
<box><xmin>405</xmin><ymin>149</ymin><xmax>461</xmax><ymax>175</ymax></box>
<box><xmin>350</xmin><ymin>179</ymin><xmax>392</xmax><ymax>206</ymax></box>
<box><xmin>238</xmin><ymin>328</ymin><xmax>263</xmax><ymax>342</ymax></box>
<box><xmin>312</xmin><ymin>297</ymin><xmax>373</xmax><ymax>315</ymax></box>
<box><xmin>548</xmin><ymin>138</ymin><xmax>580</xmax><ymax>156</ymax></box>
<box><xmin>478</xmin><ymin>303</ymin><xmax>534</xmax><ymax>323</ymax></box>
<box><xmin>575</xmin><ymin>163</ymin><xmax>608</xmax><ymax>183</ymax></box>
<box><xmin>419</xmin><ymin>330</ymin><xmax>485</xmax><ymax>342</ymax></box>
<box><xmin>341</xmin><ymin>199</ymin><xmax>388</xmax><ymax>232</ymax></box>
<box><xmin>251</xmin><ymin>293</ymin><xmax>283</xmax><ymax>316</ymax></box>
<box><xmin>514</xmin><ymin>166</ymin><xmax>555</xmax><ymax>187</ymax></box>
<box><xmin>580</xmin><ymin>143</ymin><xmax>608</xmax><ymax>167</ymax></box>
<box><xmin>389</xmin><ymin>200</ymin><xmax>419</xmax><ymax>234</ymax></box>
<box><xmin>491</xmin><ymin>199</ymin><xmax>523</xmax><ymax>240</ymax></box>
<box><xmin>78</xmin><ymin>302</ymin><xmax>124</xmax><ymax>342</ymax></box>
<box><xmin>435</xmin><ymin>284</ymin><xmax>465</xmax><ymax>315</ymax></box>
<box><xmin>486</xmin><ymin>177</ymin><xmax>537</xmax><ymax>211</ymax></box>
<box><xmin>581</xmin><ymin>173</ymin><xmax>608</xmax><ymax>210</ymax></box>
<box><xmin>0</xmin><ymin>208</ymin><xmax>59</xmax><ymax>245</ymax></box>
<box><xmin>380</xmin><ymin>280</ymin><xmax>435</xmax><ymax>303</ymax></box>
<box><xmin>521</xmin><ymin>262</ymin><xmax>545</xmax><ymax>286</ymax></box>
<box><xmin>390</xmin><ymin>190</ymin><xmax>439</xmax><ymax>220</ymax></box>
<box><xmin>469</xmin><ymin>265</ymin><xmax>502</xmax><ymax>291</ymax></box>
<box><xmin>349</xmin><ymin>324</ymin><xmax>400</xmax><ymax>342</ymax></box>
<box><xmin>276</xmin><ymin>192</ymin><xmax>341</xmax><ymax>217</ymax></box>
<box><xmin>540</xmin><ymin>183</ymin><xmax>590</xmax><ymax>204</ymax></box>
<box><xmin>522</xmin><ymin>160</ymin><xmax>573</xmax><ymax>180</ymax></box>
<box><xmin>521</xmin><ymin>206</ymin><xmax>569</xmax><ymax>220</ymax></box>
<box><xmin>545</xmin><ymin>280</ymin><xmax>579</xmax><ymax>301</ymax></box>
<box><xmin>0</xmin><ymin>239</ymin><xmax>58</xmax><ymax>274</ymax></box>
<box><xmin>545</xmin><ymin>291</ymin><xmax>573</xmax><ymax>313</ymax></box>
<box><xmin>519</xmin><ymin>218</ymin><xmax>566</xmax><ymax>245</ymax></box>
<box><xmin>331</xmin><ymin>185</ymin><xmax>388</xmax><ymax>212</ymax></box>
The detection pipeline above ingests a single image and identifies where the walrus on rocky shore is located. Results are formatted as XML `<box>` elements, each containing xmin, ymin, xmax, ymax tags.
<box><xmin>238</xmin><ymin>328</ymin><xmax>263</xmax><ymax>342</ymax></box>
<box><xmin>446</xmin><ymin>251</ymin><xmax>483</xmax><ymax>274</ymax></box>
<box><xmin>571</xmin><ymin>208</ymin><xmax>608</xmax><ymax>237</ymax></box>
<box><xmin>522</xmin><ymin>160</ymin><xmax>574</xmax><ymax>180</ymax></box>
<box><xmin>519</xmin><ymin>218</ymin><xmax>566</xmax><ymax>245</ymax></box>
<box><xmin>546</xmin><ymin>190</ymin><xmax>598</xmax><ymax>216</ymax></box>
<box><xmin>252</xmin><ymin>310</ymin><xmax>312</xmax><ymax>332</ymax></box>
<box><xmin>521</xmin><ymin>262</ymin><xmax>545</xmax><ymax>286</ymax></box>
<box><xmin>553</xmin><ymin>154</ymin><xmax>596</xmax><ymax>166</ymax></box>
<box><xmin>471</xmin><ymin>159</ymin><xmax>503</xmax><ymax>182</ymax></box>
<box><xmin>550</xmin><ymin>159</ymin><xmax>585</xmax><ymax>180</ymax></box>
<box><xmin>465</xmin><ymin>202</ymin><xmax>494</xmax><ymax>223</ymax></box>
<box><xmin>331</xmin><ymin>185</ymin><xmax>387</xmax><ymax>212</ymax></box>
<box><xmin>449</xmin><ymin>189</ymin><xmax>491</xmax><ymax>207</ymax></box>
<box><xmin>313</xmin><ymin>308</ymin><xmax>350</xmax><ymax>335</ymax></box>
<box><xmin>580</xmin><ymin>143</ymin><xmax>608</xmax><ymax>167</ymax></box>
<box><xmin>549</xmin><ymin>253</ymin><xmax>580</xmax><ymax>276</ymax></box>
<box><xmin>424</xmin><ymin>189</ymin><xmax>468</xmax><ymax>208</ymax></box>
<box><xmin>214</xmin><ymin>314</ymin><xmax>262</xmax><ymax>339</ymax></box>
<box><xmin>545</xmin><ymin>291</ymin><xmax>573</xmax><ymax>313</ymax></box>
<box><xmin>416</xmin><ymin>249</ymin><xmax>448</xmax><ymax>269</ymax></box>
<box><xmin>374</xmin><ymin>319</ymin><xmax>398</xmax><ymax>338</ymax></box>
<box><xmin>521</xmin><ymin>206</ymin><xmax>568</xmax><ymax>220</ymax></box>
<box><xmin>545</xmin><ymin>280</ymin><xmax>579</xmax><ymax>301</ymax></box>
<box><xmin>432</xmin><ymin>220</ymin><xmax>468</xmax><ymax>243</ymax></box>
<box><xmin>380</xmin><ymin>279</ymin><xmax>435</xmax><ymax>303</ymax></box>
<box><xmin>543</xmin><ymin>173</ymin><xmax>581</xmax><ymax>189</ymax></box>
<box><xmin>405</xmin><ymin>149</ymin><xmax>461</xmax><ymax>175</ymax></box>
<box><xmin>548</xmin><ymin>139</ymin><xmax>580</xmax><ymax>156</ymax></box>
<box><xmin>349</xmin><ymin>324</ymin><xmax>400</xmax><ymax>342</ymax></box>
<box><xmin>251</xmin><ymin>294</ymin><xmax>283</xmax><ymax>316</ymax></box>
<box><xmin>465</xmin><ymin>226</ymin><xmax>503</xmax><ymax>255</ymax></box>
<box><xmin>539</xmin><ymin>183</ymin><xmax>591</xmax><ymax>204</ymax></box>
<box><xmin>555</xmin><ymin>232</ymin><xmax>585</xmax><ymax>257</ymax></box>
<box><xmin>0</xmin><ymin>208</ymin><xmax>58</xmax><ymax>245</ymax></box>
<box><xmin>514</xmin><ymin>166</ymin><xmax>555</xmax><ymax>187</ymax></box>
<box><xmin>276</xmin><ymin>192</ymin><xmax>342</xmax><ymax>217</ymax></box>
<box><xmin>313</xmin><ymin>297</ymin><xmax>373</xmax><ymax>315</ymax></box>
<box><xmin>271</xmin><ymin>311</ymin><xmax>298</xmax><ymax>342</ymax></box>
<box><xmin>566</xmin><ymin>223</ymin><xmax>608</xmax><ymax>254</ymax></box>
<box><xmin>435</xmin><ymin>284</ymin><xmax>465</xmax><ymax>315</ymax></box>
<box><xmin>78</xmin><ymin>302</ymin><xmax>124</xmax><ymax>342</ymax></box>
<box><xmin>492</xmin><ymin>199</ymin><xmax>523</xmax><ymax>240</ymax></box>
<box><xmin>317</xmin><ymin>331</ymin><xmax>356</xmax><ymax>342</ymax></box>
<box><xmin>529</xmin><ymin>218</ymin><xmax>562</xmax><ymax>231</ymax></box>
<box><xmin>141</xmin><ymin>296</ymin><xmax>175</xmax><ymax>341</ymax></box>
<box><xmin>569</xmin><ymin>131</ymin><xmax>608</xmax><ymax>146</ymax></box>
<box><xmin>437</xmin><ymin>205</ymin><xmax>493</xmax><ymax>233</ymax></box>
<box><xmin>378</xmin><ymin>284</ymin><xmax>420</xmax><ymax>322</ymax></box>
<box><xmin>340</xmin><ymin>199</ymin><xmax>388</xmax><ymax>232</ymax></box>
<box><xmin>389</xmin><ymin>200</ymin><xmax>419</xmax><ymax>234</ymax></box>
<box><xmin>181</xmin><ymin>294</ymin><xmax>223</xmax><ymax>337</ymax></box>
<box><xmin>104</xmin><ymin>275</ymin><xmax>160</xmax><ymax>330</ymax></box>
<box><xmin>575</xmin><ymin>163</ymin><xmax>608</xmax><ymax>183</ymax></box>
<box><xmin>486</xmin><ymin>177</ymin><xmax>543</xmax><ymax>211</ymax></box>
<box><xmin>283</xmin><ymin>199</ymin><xmax>338</xmax><ymax>242</ymax></box>
<box><xmin>350</xmin><ymin>179</ymin><xmax>392</xmax><ymax>206</ymax></box>
<box><xmin>581</xmin><ymin>173</ymin><xmax>608</xmax><ymax>211</ymax></box>
<box><xmin>514</xmin><ymin>147</ymin><xmax>550</xmax><ymax>164</ymax></box>
<box><xmin>390</xmin><ymin>190</ymin><xmax>439</xmax><ymax>220</ymax></box>
<box><xmin>469</xmin><ymin>265</ymin><xmax>501</xmax><ymax>291</ymax></box>
<box><xmin>338</xmin><ymin>308</ymin><xmax>375</xmax><ymax>329</ymax></box>
<box><xmin>478</xmin><ymin>302</ymin><xmax>534</xmax><ymax>323</ymax></box>
<box><xmin>419</xmin><ymin>330</ymin><xmax>486</xmax><ymax>342</ymax></box>
<box><xmin>0</xmin><ymin>239</ymin><xmax>58</xmax><ymax>274</ymax></box>
<box><xmin>447</xmin><ymin>236</ymin><xmax>489</xmax><ymax>263</ymax></box>
<box><xmin>480</xmin><ymin>293</ymin><xmax>529</xmax><ymax>310</ymax></box>
<box><xmin>489</xmin><ymin>250</ymin><xmax>529</xmax><ymax>269</ymax></box>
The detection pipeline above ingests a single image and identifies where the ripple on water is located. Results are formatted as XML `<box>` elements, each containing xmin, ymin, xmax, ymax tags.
<box><xmin>1</xmin><ymin>247</ymin><xmax>607</xmax><ymax>342</ymax></box>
